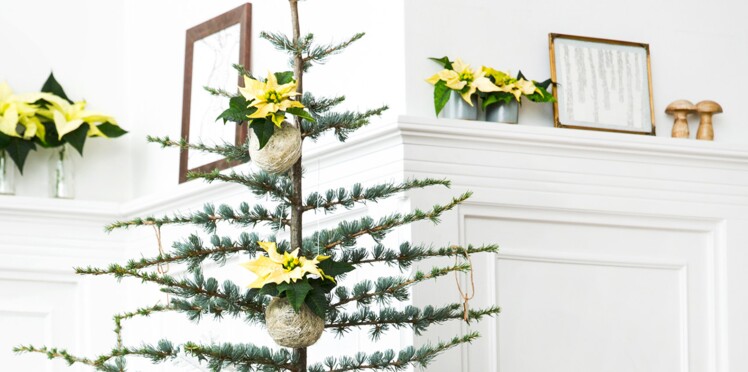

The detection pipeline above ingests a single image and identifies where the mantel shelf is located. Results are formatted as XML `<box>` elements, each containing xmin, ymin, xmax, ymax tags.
<box><xmin>397</xmin><ymin>115</ymin><xmax>748</xmax><ymax>166</ymax></box>
<box><xmin>2</xmin><ymin>115</ymin><xmax>748</xmax><ymax>221</ymax></box>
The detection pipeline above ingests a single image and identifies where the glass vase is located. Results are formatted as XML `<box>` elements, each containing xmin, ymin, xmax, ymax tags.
<box><xmin>48</xmin><ymin>145</ymin><xmax>75</xmax><ymax>199</ymax></box>
<box><xmin>0</xmin><ymin>149</ymin><xmax>16</xmax><ymax>195</ymax></box>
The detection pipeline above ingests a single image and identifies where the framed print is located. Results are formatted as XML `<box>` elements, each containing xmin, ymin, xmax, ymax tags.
<box><xmin>548</xmin><ymin>33</ymin><xmax>655</xmax><ymax>135</ymax></box>
<box><xmin>179</xmin><ymin>3</ymin><xmax>252</xmax><ymax>183</ymax></box>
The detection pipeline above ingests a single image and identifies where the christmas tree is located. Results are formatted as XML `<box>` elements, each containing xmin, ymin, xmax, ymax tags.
<box><xmin>15</xmin><ymin>1</ymin><xmax>500</xmax><ymax>371</ymax></box>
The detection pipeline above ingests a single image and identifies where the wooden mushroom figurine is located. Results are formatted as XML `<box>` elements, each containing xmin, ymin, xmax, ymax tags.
<box><xmin>665</xmin><ymin>100</ymin><xmax>696</xmax><ymax>138</ymax></box>
<box><xmin>695</xmin><ymin>100</ymin><xmax>723</xmax><ymax>141</ymax></box>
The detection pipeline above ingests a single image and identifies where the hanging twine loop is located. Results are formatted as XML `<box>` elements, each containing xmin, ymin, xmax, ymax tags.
<box><xmin>452</xmin><ymin>245</ymin><xmax>475</xmax><ymax>322</ymax></box>
<box><xmin>153</xmin><ymin>225</ymin><xmax>170</xmax><ymax>303</ymax></box>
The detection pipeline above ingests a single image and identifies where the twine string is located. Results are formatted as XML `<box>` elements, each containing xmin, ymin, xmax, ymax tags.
<box><xmin>453</xmin><ymin>245</ymin><xmax>475</xmax><ymax>322</ymax></box>
<box><xmin>153</xmin><ymin>225</ymin><xmax>170</xmax><ymax>303</ymax></box>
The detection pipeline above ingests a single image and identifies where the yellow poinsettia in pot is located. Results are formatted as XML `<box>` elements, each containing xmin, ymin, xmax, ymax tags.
<box><xmin>241</xmin><ymin>241</ymin><xmax>353</xmax><ymax>348</ymax></box>
<box><xmin>34</xmin><ymin>73</ymin><xmax>127</xmax><ymax>198</ymax></box>
<box><xmin>217</xmin><ymin>71</ymin><xmax>315</xmax><ymax>174</ymax></box>
<box><xmin>0</xmin><ymin>81</ymin><xmax>44</xmax><ymax>194</ymax></box>
<box><xmin>425</xmin><ymin>57</ymin><xmax>500</xmax><ymax>120</ymax></box>
<box><xmin>480</xmin><ymin>67</ymin><xmax>555</xmax><ymax>124</ymax></box>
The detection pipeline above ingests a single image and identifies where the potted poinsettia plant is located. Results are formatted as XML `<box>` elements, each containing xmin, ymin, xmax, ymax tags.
<box><xmin>426</xmin><ymin>57</ymin><xmax>500</xmax><ymax>120</ymax></box>
<box><xmin>218</xmin><ymin>71</ymin><xmax>315</xmax><ymax>174</ymax></box>
<box><xmin>480</xmin><ymin>67</ymin><xmax>555</xmax><ymax>124</ymax></box>
<box><xmin>241</xmin><ymin>241</ymin><xmax>353</xmax><ymax>348</ymax></box>
<box><xmin>0</xmin><ymin>82</ymin><xmax>45</xmax><ymax>194</ymax></box>
<box><xmin>34</xmin><ymin>73</ymin><xmax>127</xmax><ymax>198</ymax></box>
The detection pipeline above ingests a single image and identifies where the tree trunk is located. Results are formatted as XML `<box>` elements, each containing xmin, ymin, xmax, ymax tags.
<box><xmin>288</xmin><ymin>1</ymin><xmax>307</xmax><ymax>371</ymax></box>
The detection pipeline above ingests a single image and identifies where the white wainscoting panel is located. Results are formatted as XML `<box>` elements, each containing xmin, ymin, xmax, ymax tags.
<box><xmin>461</xmin><ymin>204</ymin><xmax>724</xmax><ymax>372</ymax></box>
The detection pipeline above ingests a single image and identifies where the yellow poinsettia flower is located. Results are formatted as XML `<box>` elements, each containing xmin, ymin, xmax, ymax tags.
<box><xmin>0</xmin><ymin>82</ymin><xmax>43</xmax><ymax>139</ymax></box>
<box><xmin>481</xmin><ymin>66</ymin><xmax>513</xmax><ymax>86</ymax></box>
<box><xmin>36</xmin><ymin>94</ymin><xmax>118</xmax><ymax>139</ymax></box>
<box><xmin>241</xmin><ymin>241</ymin><xmax>334</xmax><ymax>289</ymax></box>
<box><xmin>0</xmin><ymin>105</ymin><xmax>21</xmax><ymax>138</ymax></box>
<box><xmin>515</xmin><ymin>79</ymin><xmax>538</xmax><ymax>96</ymax></box>
<box><xmin>239</xmin><ymin>72</ymin><xmax>304</xmax><ymax>127</ymax></box>
<box><xmin>426</xmin><ymin>59</ymin><xmax>499</xmax><ymax>106</ymax></box>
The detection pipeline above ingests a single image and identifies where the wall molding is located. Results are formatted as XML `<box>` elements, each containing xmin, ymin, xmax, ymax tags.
<box><xmin>456</xmin><ymin>202</ymin><xmax>728</xmax><ymax>372</ymax></box>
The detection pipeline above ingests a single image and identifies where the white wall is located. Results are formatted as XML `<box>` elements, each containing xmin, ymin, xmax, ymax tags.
<box><xmin>0</xmin><ymin>0</ymin><xmax>405</xmax><ymax>201</ymax></box>
<box><xmin>122</xmin><ymin>0</ymin><xmax>406</xmax><ymax>198</ymax></box>
<box><xmin>404</xmin><ymin>0</ymin><xmax>748</xmax><ymax>142</ymax></box>
<box><xmin>0</xmin><ymin>0</ymin><xmax>131</xmax><ymax>201</ymax></box>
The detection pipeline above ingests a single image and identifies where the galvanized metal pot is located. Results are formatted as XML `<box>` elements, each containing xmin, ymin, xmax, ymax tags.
<box><xmin>484</xmin><ymin>99</ymin><xmax>519</xmax><ymax>124</ymax></box>
<box><xmin>440</xmin><ymin>91</ymin><xmax>478</xmax><ymax>120</ymax></box>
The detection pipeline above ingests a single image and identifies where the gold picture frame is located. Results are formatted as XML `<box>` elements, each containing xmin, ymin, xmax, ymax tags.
<box><xmin>548</xmin><ymin>33</ymin><xmax>655</xmax><ymax>135</ymax></box>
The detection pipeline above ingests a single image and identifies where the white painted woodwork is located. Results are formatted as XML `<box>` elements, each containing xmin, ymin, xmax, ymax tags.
<box><xmin>2</xmin><ymin>116</ymin><xmax>748</xmax><ymax>371</ymax></box>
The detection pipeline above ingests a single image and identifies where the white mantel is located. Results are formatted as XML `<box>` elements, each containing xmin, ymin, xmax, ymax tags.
<box><xmin>2</xmin><ymin>116</ymin><xmax>748</xmax><ymax>371</ymax></box>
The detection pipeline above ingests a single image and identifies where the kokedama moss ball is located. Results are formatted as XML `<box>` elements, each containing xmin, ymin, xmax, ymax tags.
<box><xmin>265</xmin><ymin>297</ymin><xmax>324</xmax><ymax>348</ymax></box>
<box><xmin>249</xmin><ymin>121</ymin><xmax>301</xmax><ymax>174</ymax></box>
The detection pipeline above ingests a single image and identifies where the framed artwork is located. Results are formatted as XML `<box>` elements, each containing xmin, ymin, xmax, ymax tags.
<box><xmin>179</xmin><ymin>3</ymin><xmax>252</xmax><ymax>183</ymax></box>
<box><xmin>548</xmin><ymin>33</ymin><xmax>655</xmax><ymax>135</ymax></box>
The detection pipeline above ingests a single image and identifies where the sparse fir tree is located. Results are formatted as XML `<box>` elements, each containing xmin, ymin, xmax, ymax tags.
<box><xmin>15</xmin><ymin>1</ymin><xmax>500</xmax><ymax>371</ymax></box>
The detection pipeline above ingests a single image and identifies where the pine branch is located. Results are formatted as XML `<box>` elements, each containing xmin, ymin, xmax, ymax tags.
<box><xmin>303</xmin><ymin>192</ymin><xmax>472</xmax><ymax>254</ymax></box>
<box><xmin>204</xmin><ymin>86</ymin><xmax>236</xmax><ymax>98</ymax></box>
<box><xmin>302</xmin><ymin>106</ymin><xmax>388</xmax><ymax>141</ymax></box>
<box><xmin>147</xmin><ymin>135</ymin><xmax>250</xmax><ymax>164</ymax></box>
<box><xmin>260</xmin><ymin>31</ymin><xmax>304</xmax><ymax>56</ymax></box>
<box><xmin>106</xmin><ymin>202</ymin><xmax>290</xmax><ymax>233</ymax></box>
<box><xmin>327</xmin><ymin>304</ymin><xmax>500</xmax><ymax>340</ymax></box>
<box><xmin>349</xmin><ymin>243</ymin><xmax>499</xmax><ymax>270</ymax></box>
<box><xmin>308</xmin><ymin>333</ymin><xmax>480</xmax><ymax>372</ymax></box>
<box><xmin>106</xmin><ymin>233</ymin><xmax>262</xmax><ymax>273</ymax></box>
<box><xmin>114</xmin><ymin>304</ymin><xmax>174</xmax><ymax>354</ymax></box>
<box><xmin>183</xmin><ymin>342</ymin><xmax>296</xmax><ymax>371</ymax></box>
<box><xmin>14</xmin><ymin>340</ymin><xmax>178</xmax><ymax>370</ymax></box>
<box><xmin>330</xmin><ymin>264</ymin><xmax>471</xmax><ymax>308</ymax></box>
<box><xmin>233</xmin><ymin>63</ymin><xmax>254</xmax><ymax>80</ymax></box>
<box><xmin>301</xmin><ymin>93</ymin><xmax>345</xmax><ymax>115</ymax></box>
<box><xmin>187</xmin><ymin>170</ymin><xmax>293</xmax><ymax>202</ymax></box>
<box><xmin>303</xmin><ymin>33</ymin><xmax>365</xmax><ymax>66</ymax></box>
<box><xmin>303</xmin><ymin>179</ymin><xmax>451</xmax><ymax>213</ymax></box>
<box><xmin>74</xmin><ymin>267</ymin><xmax>265</xmax><ymax>319</ymax></box>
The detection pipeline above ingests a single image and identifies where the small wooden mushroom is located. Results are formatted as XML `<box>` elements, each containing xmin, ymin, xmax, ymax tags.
<box><xmin>695</xmin><ymin>100</ymin><xmax>723</xmax><ymax>141</ymax></box>
<box><xmin>665</xmin><ymin>100</ymin><xmax>696</xmax><ymax>139</ymax></box>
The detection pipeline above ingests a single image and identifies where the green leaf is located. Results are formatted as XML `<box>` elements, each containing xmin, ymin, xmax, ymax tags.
<box><xmin>5</xmin><ymin>138</ymin><xmax>36</xmax><ymax>174</ymax></box>
<box><xmin>535</xmin><ymin>78</ymin><xmax>554</xmax><ymax>90</ymax></box>
<box><xmin>526</xmin><ymin>86</ymin><xmax>555</xmax><ymax>103</ymax></box>
<box><xmin>433</xmin><ymin>80</ymin><xmax>451</xmax><ymax>116</ymax></box>
<box><xmin>428</xmin><ymin>56</ymin><xmax>453</xmax><ymax>70</ymax></box>
<box><xmin>304</xmin><ymin>287</ymin><xmax>329</xmax><ymax>319</ymax></box>
<box><xmin>36</xmin><ymin>120</ymin><xmax>62</xmax><ymax>148</ymax></box>
<box><xmin>217</xmin><ymin>95</ymin><xmax>257</xmax><ymax>124</ymax></box>
<box><xmin>41</xmin><ymin>72</ymin><xmax>72</xmax><ymax>104</ymax></box>
<box><xmin>62</xmin><ymin>123</ymin><xmax>90</xmax><ymax>155</ymax></box>
<box><xmin>481</xmin><ymin>94</ymin><xmax>499</xmax><ymax>110</ymax></box>
<box><xmin>0</xmin><ymin>132</ymin><xmax>10</xmax><ymax>150</ymax></box>
<box><xmin>309</xmin><ymin>277</ymin><xmax>336</xmax><ymax>294</ymax></box>
<box><xmin>258</xmin><ymin>283</ymin><xmax>279</xmax><ymax>297</ymax></box>
<box><xmin>286</xmin><ymin>107</ymin><xmax>316</xmax><ymax>123</ymax></box>
<box><xmin>317</xmin><ymin>259</ymin><xmax>354</xmax><ymax>278</ymax></box>
<box><xmin>250</xmin><ymin>119</ymin><xmax>275</xmax><ymax>150</ymax></box>
<box><xmin>277</xmin><ymin>280</ymin><xmax>313</xmax><ymax>312</ymax></box>
<box><xmin>482</xmin><ymin>92</ymin><xmax>514</xmax><ymax>109</ymax></box>
<box><xmin>96</xmin><ymin>122</ymin><xmax>128</xmax><ymax>138</ymax></box>
<box><xmin>274</xmin><ymin>71</ymin><xmax>295</xmax><ymax>85</ymax></box>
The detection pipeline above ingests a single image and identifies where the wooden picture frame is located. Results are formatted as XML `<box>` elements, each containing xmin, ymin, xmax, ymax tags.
<box><xmin>548</xmin><ymin>33</ymin><xmax>655</xmax><ymax>135</ymax></box>
<box><xmin>179</xmin><ymin>3</ymin><xmax>252</xmax><ymax>183</ymax></box>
